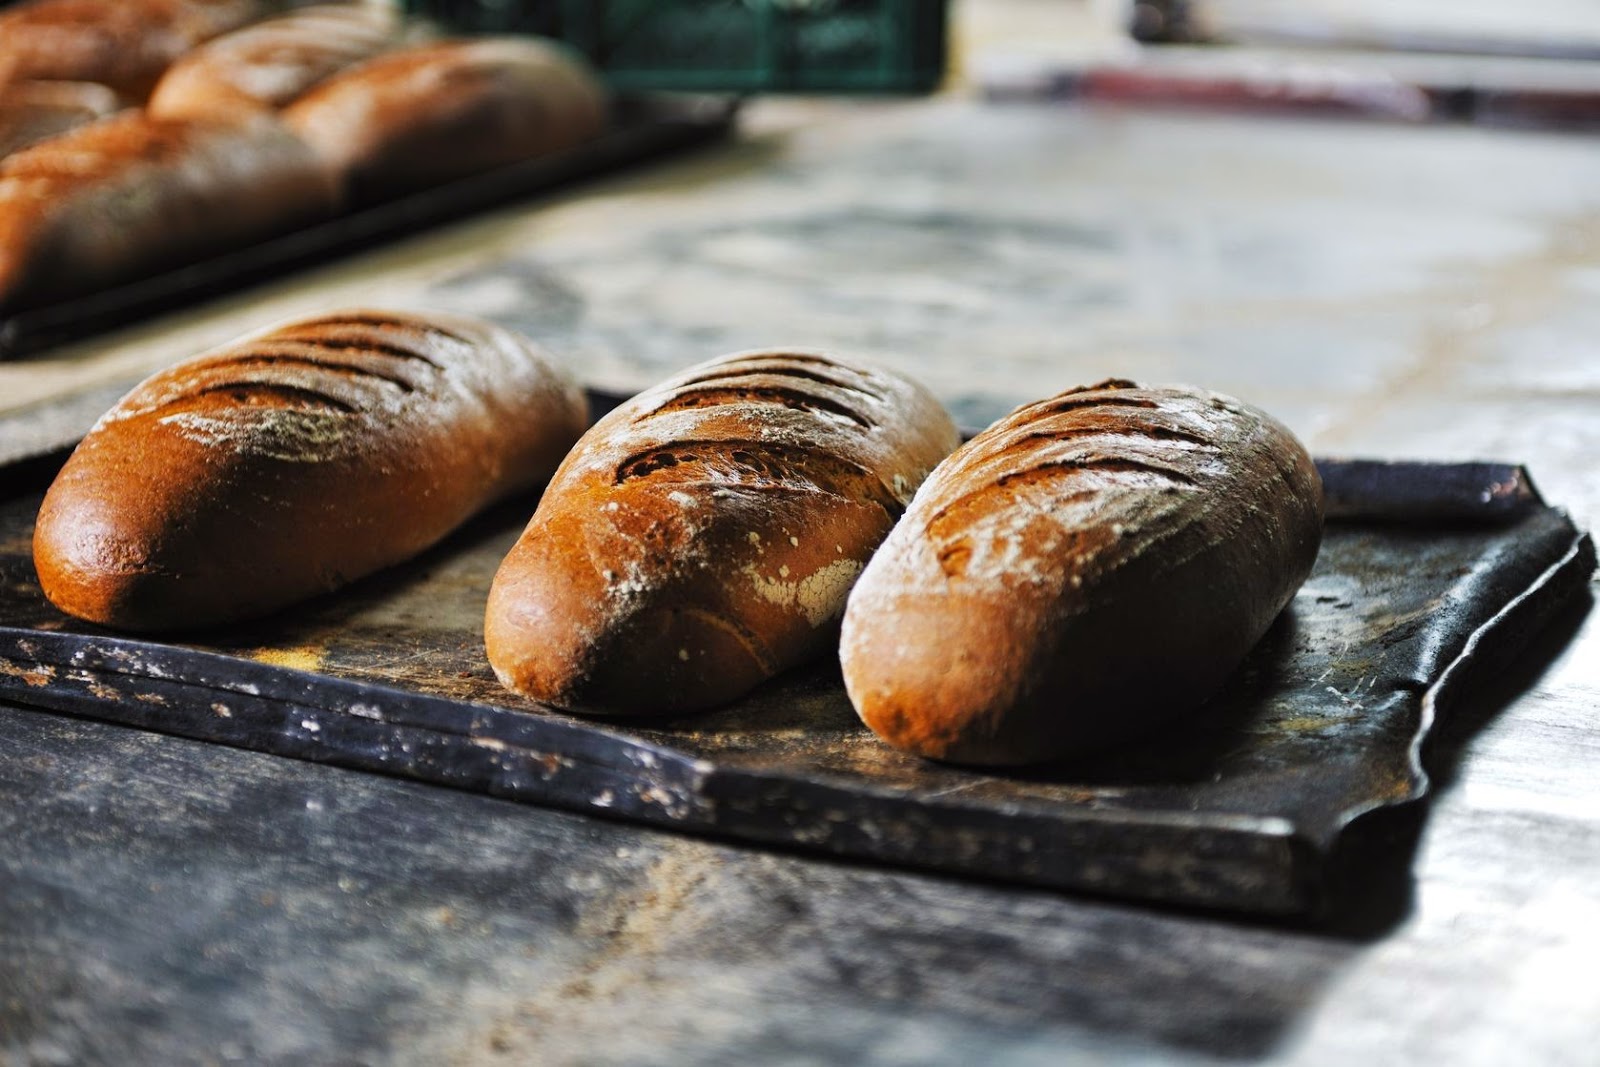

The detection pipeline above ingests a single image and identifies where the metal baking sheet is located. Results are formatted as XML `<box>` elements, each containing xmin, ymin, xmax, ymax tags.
<box><xmin>0</xmin><ymin>94</ymin><xmax>738</xmax><ymax>360</ymax></box>
<box><xmin>0</xmin><ymin>421</ymin><xmax>1591</xmax><ymax>918</ymax></box>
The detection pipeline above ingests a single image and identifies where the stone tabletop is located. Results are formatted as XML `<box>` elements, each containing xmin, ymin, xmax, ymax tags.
<box><xmin>3</xmin><ymin>35</ymin><xmax>1600</xmax><ymax>1067</ymax></box>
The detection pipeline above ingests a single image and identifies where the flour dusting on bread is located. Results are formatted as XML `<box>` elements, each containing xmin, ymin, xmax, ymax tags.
<box><xmin>484</xmin><ymin>348</ymin><xmax>960</xmax><ymax>716</ymax></box>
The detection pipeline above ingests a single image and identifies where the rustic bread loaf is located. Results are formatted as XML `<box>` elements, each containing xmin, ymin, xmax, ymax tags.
<box><xmin>148</xmin><ymin>5</ymin><xmax>407</xmax><ymax>123</ymax></box>
<box><xmin>0</xmin><ymin>111</ymin><xmax>336</xmax><ymax>315</ymax></box>
<box><xmin>281</xmin><ymin>37</ymin><xmax>608</xmax><ymax>203</ymax></box>
<box><xmin>485</xmin><ymin>349</ymin><xmax>961</xmax><ymax>716</ymax></box>
<box><xmin>0</xmin><ymin>80</ymin><xmax>123</xmax><ymax>158</ymax></box>
<box><xmin>34</xmin><ymin>309</ymin><xmax>587</xmax><ymax>631</ymax></box>
<box><xmin>840</xmin><ymin>379</ymin><xmax>1324</xmax><ymax>766</ymax></box>
<box><xmin>0</xmin><ymin>0</ymin><xmax>271</xmax><ymax>99</ymax></box>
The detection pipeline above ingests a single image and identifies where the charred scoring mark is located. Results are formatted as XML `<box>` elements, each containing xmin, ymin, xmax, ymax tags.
<box><xmin>183</xmin><ymin>381</ymin><xmax>358</xmax><ymax>414</ymax></box>
<box><xmin>265</xmin><ymin>331</ymin><xmax>445</xmax><ymax>370</ymax></box>
<box><xmin>646</xmin><ymin>383</ymin><xmax>872</xmax><ymax>428</ymax></box>
<box><xmin>613</xmin><ymin>439</ymin><xmax>902</xmax><ymax>516</ymax></box>
<box><xmin>209</xmin><ymin>351</ymin><xmax>418</xmax><ymax>392</ymax></box>
<box><xmin>670</xmin><ymin>361</ymin><xmax>886</xmax><ymax>403</ymax></box>
<box><xmin>925</xmin><ymin>485</ymin><xmax>1101</xmax><ymax>542</ymax></box>
<box><xmin>995</xmin><ymin>456</ymin><xmax>1200</xmax><ymax>491</ymax></box>
<box><xmin>921</xmin><ymin>456</ymin><xmax>1195</xmax><ymax>548</ymax></box>
<box><xmin>294</xmin><ymin>312</ymin><xmax>470</xmax><ymax>346</ymax></box>
<box><xmin>1060</xmin><ymin>377</ymin><xmax>1141</xmax><ymax>394</ymax></box>
<box><xmin>1014</xmin><ymin>393</ymin><xmax>1162</xmax><ymax>423</ymax></box>
<box><xmin>1009</xmin><ymin>423</ymin><xmax>1216</xmax><ymax>449</ymax></box>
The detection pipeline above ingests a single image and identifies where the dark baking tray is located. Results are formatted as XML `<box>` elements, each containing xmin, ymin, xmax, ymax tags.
<box><xmin>0</xmin><ymin>94</ymin><xmax>739</xmax><ymax>360</ymax></box>
<box><xmin>0</xmin><ymin>402</ymin><xmax>1591</xmax><ymax>918</ymax></box>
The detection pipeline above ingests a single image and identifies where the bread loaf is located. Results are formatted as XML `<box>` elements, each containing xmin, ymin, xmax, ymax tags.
<box><xmin>0</xmin><ymin>111</ymin><xmax>336</xmax><ymax>315</ymax></box>
<box><xmin>485</xmin><ymin>349</ymin><xmax>961</xmax><ymax>716</ymax></box>
<box><xmin>0</xmin><ymin>81</ymin><xmax>123</xmax><ymax>158</ymax></box>
<box><xmin>840</xmin><ymin>379</ymin><xmax>1324</xmax><ymax>766</ymax></box>
<box><xmin>0</xmin><ymin>0</ymin><xmax>271</xmax><ymax>99</ymax></box>
<box><xmin>282</xmin><ymin>37</ymin><xmax>607</xmax><ymax>203</ymax></box>
<box><xmin>34</xmin><ymin>309</ymin><xmax>587</xmax><ymax>631</ymax></box>
<box><xmin>148</xmin><ymin>5</ymin><xmax>406</xmax><ymax>123</ymax></box>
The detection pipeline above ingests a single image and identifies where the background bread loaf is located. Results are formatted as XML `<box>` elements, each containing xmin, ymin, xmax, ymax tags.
<box><xmin>147</xmin><ymin>4</ymin><xmax>407</xmax><ymax>123</ymax></box>
<box><xmin>0</xmin><ymin>80</ymin><xmax>123</xmax><ymax>158</ymax></box>
<box><xmin>34</xmin><ymin>309</ymin><xmax>587</xmax><ymax>631</ymax></box>
<box><xmin>0</xmin><ymin>0</ymin><xmax>272</xmax><ymax>99</ymax></box>
<box><xmin>0</xmin><ymin>111</ymin><xmax>336</xmax><ymax>314</ymax></box>
<box><xmin>840</xmin><ymin>379</ymin><xmax>1324</xmax><ymax>766</ymax></box>
<box><xmin>485</xmin><ymin>349</ymin><xmax>961</xmax><ymax>716</ymax></box>
<box><xmin>281</xmin><ymin>37</ymin><xmax>608</xmax><ymax>203</ymax></box>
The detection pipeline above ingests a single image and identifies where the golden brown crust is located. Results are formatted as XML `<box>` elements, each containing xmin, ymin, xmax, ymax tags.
<box><xmin>840</xmin><ymin>379</ymin><xmax>1325</xmax><ymax>766</ymax></box>
<box><xmin>0</xmin><ymin>110</ymin><xmax>337</xmax><ymax>314</ymax></box>
<box><xmin>0</xmin><ymin>80</ymin><xmax>124</xmax><ymax>157</ymax></box>
<box><xmin>281</xmin><ymin>37</ymin><xmax>608</xmax><ymax>203</ymax></box>
<box><xmin>0</xmin><ymin>0</ymin><xmax>270</xmax><ymax>99</ymax></box>
<box><xmin>485</xmin><ymin>349</ymin><xmax>961</xmax><ymax>716</ymax></box>
<box><xmin>147</xmin><ymin>5</ymin><xmax>407</xmax><ymax>123</ymax></box>
<box><xmin>33</xmin><ymin>308</ymin><xmax>587</xmax><ymax>631</ymax></box>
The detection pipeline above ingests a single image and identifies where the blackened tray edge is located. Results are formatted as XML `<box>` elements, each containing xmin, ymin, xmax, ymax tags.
<box><xmin>0</xmin><ymin>512</ymin><xmax>1591</xmax><ymax>918</ymax></box>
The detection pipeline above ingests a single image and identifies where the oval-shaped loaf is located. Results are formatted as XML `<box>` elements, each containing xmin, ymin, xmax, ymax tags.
<box><xmin>34</xmin><ymin>309</ymin><xmax>587</xmax><ymax>631</ymax></box>
<box><xmin>0</xmin><ymin>111</ymin><xmax>337</xmax><ymax>315</ymax></box>
<box><xmin>485</xmin><ymin>349</ymin><xmax>962</xmax><ymax>716</ymax></box>
<box><xmin>281</xmin><ymin>37</ymin><xmax>607</xmax><ymax>204</ymax></box>
<box><xmin>148</xmin><ymin>5</ymin><xmax>407</xmax><ymax>123</ymax></box>
<box><xmin>840</xmin><ymin>379</ymin><xmax>1324</xmax><ymax>766</ymax></box>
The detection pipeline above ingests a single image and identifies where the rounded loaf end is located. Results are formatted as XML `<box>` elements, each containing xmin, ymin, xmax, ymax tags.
<box><xmin>484</xmin><ymin>522</ymin><xmax>777</xmax><ymax>717</ymax></box>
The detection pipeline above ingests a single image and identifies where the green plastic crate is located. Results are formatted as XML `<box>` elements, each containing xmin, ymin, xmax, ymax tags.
<box><xmin>404</xmin><ymin>0</ymin><xmax>948</xmax><ymax>94</ymax></box>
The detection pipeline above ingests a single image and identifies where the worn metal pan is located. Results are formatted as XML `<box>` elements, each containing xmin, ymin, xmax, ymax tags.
<box><xmin>0</xmin><ymin>404</ymin><xmax>1590</xmax><ymax>918</ymax></box>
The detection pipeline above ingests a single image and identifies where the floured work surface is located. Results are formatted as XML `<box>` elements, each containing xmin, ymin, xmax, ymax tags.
<box><xmin>0</xmin><ymin>460</ymin><xmax>1590</xmax><ymax>918</ymax></box>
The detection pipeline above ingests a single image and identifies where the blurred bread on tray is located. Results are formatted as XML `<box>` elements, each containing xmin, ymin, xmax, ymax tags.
<box><xmin>0</xmin><ymin>111</ymin><xmax>337</xmax><ymax>314</ymax></box>
<box><xmin>0</xmin><ymin>0</ymin><xmax>277</xmax><ymax>99</ymax></box>
<box><xmin>148</xmin><ymin>4</ymin><xmax>412</xmax><ymax>123</ymax></box>
<box><xmin>1</xmin><ymin>2</ymin><xmax>624</xmax><ymax>333</ymax></box>
<box><xmin>282</xmin><ymin>37</ymin><xmax>608</xmax><ymax>203</ymax></box>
